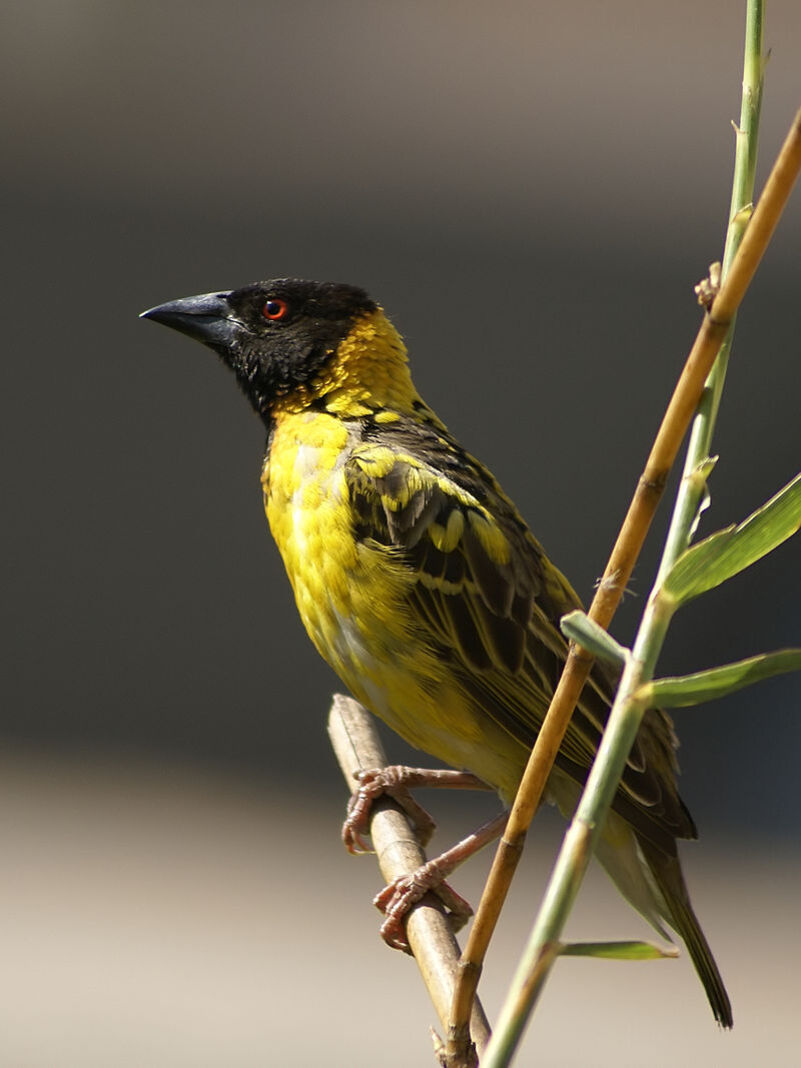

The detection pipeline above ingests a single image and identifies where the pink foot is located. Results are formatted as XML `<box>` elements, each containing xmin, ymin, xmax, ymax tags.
<box><xmin>373</xmin><ymin>858</ymin><xmax>474</xmax><ymax>952</ymax></box>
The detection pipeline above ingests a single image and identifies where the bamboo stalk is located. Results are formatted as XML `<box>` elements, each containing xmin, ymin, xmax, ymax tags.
<box><xmin>483</xmin><ymin>25</ymin><xmax>801</xmax><ymax>1068</ymax></box>
<box><xmin>449</xmin><ymin>56</ymin><xmax>801</xmax><ymax>1068</ymax></box>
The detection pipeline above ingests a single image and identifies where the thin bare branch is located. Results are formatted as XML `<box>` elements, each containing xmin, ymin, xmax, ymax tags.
<box><xmin>327</xmin><ymin>694</ymin><xmax>491</xmax><ymax>1065</ymax></box>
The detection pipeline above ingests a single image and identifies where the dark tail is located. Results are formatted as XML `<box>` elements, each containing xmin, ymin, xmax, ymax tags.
<box><xmin>639</xmin><ymin>840</ymin><xmax>733</xmax><ymax>1028</ymax></box>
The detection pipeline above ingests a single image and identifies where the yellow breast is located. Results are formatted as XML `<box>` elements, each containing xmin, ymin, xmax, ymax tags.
<box><xmin>262</xmin><ymin>408</ymin><xmax>529</xmax><ymax>796</ymax></box>
<box><xmin>263</xmin><ymin>410</ymin><xmax>416</xmax><ymax>697</ymax></box>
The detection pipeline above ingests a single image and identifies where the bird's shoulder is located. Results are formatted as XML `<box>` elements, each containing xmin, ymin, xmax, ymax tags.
<box><xmin>350</xmin><ymin>410</ymin><xmax>576</xmax><ymax>593</ymax></box>
<box><xmin>344</xmin><ymin>407</ymin><xmax>583</xmax><ymax>667</ymax></box>
<box><xmin>344</xmin><ymin>407</ymin><xmax>695</xmax><ymax>850</ymax></box>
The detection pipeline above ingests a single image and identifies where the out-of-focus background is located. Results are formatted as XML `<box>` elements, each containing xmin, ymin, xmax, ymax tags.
<box><xmin>2</xmin><ymin>2</ymin><xmax>799</xmax><ymax>1064</ymax></box>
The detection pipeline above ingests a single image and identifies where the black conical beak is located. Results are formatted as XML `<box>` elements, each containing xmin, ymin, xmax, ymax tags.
<box><xmin>140</xmin><ymin>291</ymin><xmax>240</xmax><ymax>349</ymax></box>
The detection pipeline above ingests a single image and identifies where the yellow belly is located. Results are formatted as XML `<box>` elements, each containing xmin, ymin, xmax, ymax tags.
<box><xmin>262</xmin><ymin>410</ymin><xmax>528</xmax><ymax>797</ymax></box>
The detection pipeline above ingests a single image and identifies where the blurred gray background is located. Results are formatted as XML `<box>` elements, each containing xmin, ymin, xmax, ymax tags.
<box><xmin>2</xmin><ymin>2</ymin><xmax>800</xmax><ymax>1064</ymax></box>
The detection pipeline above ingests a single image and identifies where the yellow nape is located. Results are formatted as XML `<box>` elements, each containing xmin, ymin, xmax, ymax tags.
<box><xmin>307</xmin><ymin>309</ymin><xmax>420</xmax><ymax>418</ymax></box>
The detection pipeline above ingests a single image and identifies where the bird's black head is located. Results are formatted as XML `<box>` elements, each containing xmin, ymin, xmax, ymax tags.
<box><xmin>141</xmin><ymin>278</ymin><xmax>378</xmax><ymax>422</ymax></box>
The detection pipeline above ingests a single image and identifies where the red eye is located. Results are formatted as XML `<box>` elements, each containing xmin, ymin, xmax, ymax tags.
<box><xmin>263</xmin><ymin>298</ymin><xmax>288</xmax><ymax>320</ymax></box>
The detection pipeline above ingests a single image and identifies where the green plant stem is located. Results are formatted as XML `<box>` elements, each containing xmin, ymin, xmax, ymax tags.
<box><xmin>483</xmin><ymin>595</ymin><xmax>673</xmax><ymax>1066</ymax></box>
<box><xmin>482</xmin><ymin>6</ymin><xmax>767</xmax><ymax>1064</ymax></box>
<box><xmin>660</xmin><ymin>0</ymin><xmax>764</xmax><ymax>577</ymax></box>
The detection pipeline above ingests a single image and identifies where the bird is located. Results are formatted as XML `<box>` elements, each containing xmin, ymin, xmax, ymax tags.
<box><xmin>141</xmin><ymin>277</ymin><xmax>732</xmax><ymax>1027</ymax></box>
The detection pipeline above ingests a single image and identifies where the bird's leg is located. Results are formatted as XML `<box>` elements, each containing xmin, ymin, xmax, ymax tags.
<box><xmin>374</xmin><ymin>810</ymin><xmax>509</xmax><ymax>952</ymax></box>
<box><xmin>342</xmin><ymin>765</ymin><xmax>491</xmax><ymax>854</ymax></box>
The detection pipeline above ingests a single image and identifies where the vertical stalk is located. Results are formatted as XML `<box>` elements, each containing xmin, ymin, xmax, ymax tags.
<box><xmin>659</xmin><ymin>0</ymin><xmax>764</xmax><ymax>578</ymax></box>
<box><xmin>483</xmin><ymin>593</ymin><xmax>674</xmax><ymax>1066</ymax></box>
<box><xmin>481</xmin><ymin>6</ymin><xmax>766</xmax><ymax>1065</ymax></box>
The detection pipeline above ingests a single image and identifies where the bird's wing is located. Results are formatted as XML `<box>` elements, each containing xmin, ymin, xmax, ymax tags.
<box><xmin>346</xmin><ymin>421</ymin><xmax>694</xmax><ymax>850</ymax></box>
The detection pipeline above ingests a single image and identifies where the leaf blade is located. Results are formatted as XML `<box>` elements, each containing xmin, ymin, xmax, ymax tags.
<box><xmin>559</xmin><ymin>610</ymin><xmax>628</xmax><ymax>667</ymax></box>
<box><xmin>663</xmin><ymin>472</ymin><xmax>801</xmax><ymax>605</ymax></box>
<box><xmin>559</xmin><ymin>940</ymin><xmax>679</xmax><ymax>961</ymax></box>
<box><xmin>643</xmin><ymin>648</ymin><xmax>801</xmax><ymax>708</ymax></box>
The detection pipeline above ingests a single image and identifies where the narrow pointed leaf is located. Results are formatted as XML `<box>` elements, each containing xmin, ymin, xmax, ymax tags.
<box><xmin>559</xmin><ymin>610</ymin><xmax>628</xmax><ymax>666</ymax></box>
<box><xmin>688</xmin><ymin>455</ymin><xmax>718</xmax><ymax>539</ymax></box>
<box><xmin>663</xmin><ymin>473</ymin><xmax>801</xmax><ymax>605</ymax></box>
<box><xmin>641</xmin><ymin>648</ymin><xmax>801</xmax><ymax>708</ymax></box>
<box><xmin>559</xmin><ymin>940</ymin><xmax>679</xmax><ymax>961</ymax></box>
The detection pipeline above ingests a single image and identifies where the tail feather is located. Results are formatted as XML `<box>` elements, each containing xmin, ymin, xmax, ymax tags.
<box><xmin>549</xmin><ymin>771</ymin><xmax>733</xmax><ymax>1027</ymax></box>
<box><xmin>639</xmin><ymin>839</ymin><xmax>733</xmax><ymax>1028</ymax></box>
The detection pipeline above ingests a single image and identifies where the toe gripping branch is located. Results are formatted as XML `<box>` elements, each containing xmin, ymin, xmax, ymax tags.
<box><xmin>341</xmin><ymin>764</ymin><xmax>506</xmax><ymax>953</ymax></box>
<box><xmin>328</xmin><ymin>695</ymin><xmax>492</xmax><ymax>1053</ymax></box>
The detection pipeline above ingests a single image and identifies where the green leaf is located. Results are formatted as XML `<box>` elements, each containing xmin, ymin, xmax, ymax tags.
<box><xmin>688</xmin><ymin>455</ymin><xmax>718</xmax><ymax>539</ymax></box>
<box><xmin>663</xmin><ymin>472</ymin><xmax>801</xmax><ymax>605</ymax></box>
<box><xmin>559</xmin><ymin>940</ymin><xmax>679</xmax><ymax>961</ymax></box>
<box><xmin>559</xmin><ymin>610</ymin><xmax>628</xmax><ymax>666</ymax></box>
<box><xmin>641</xmin><ymin>648</ymin><xmax>801</xmax><ymax>708</ymax></box>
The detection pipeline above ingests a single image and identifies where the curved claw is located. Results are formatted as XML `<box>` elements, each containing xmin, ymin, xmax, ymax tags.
<box><xmin>373</xmin><ymin>862</ymin><xmax>474</xmax><ymax>953</ymax></box>
<box><xmin>342</xmin><ymin>790</ymin><xmax>374</xmax><ymax>855</ymax></box>
<box><xmin>341</xmin><ymin>766</ymin><xmax>438</xmax><ymax>855</ymax></box>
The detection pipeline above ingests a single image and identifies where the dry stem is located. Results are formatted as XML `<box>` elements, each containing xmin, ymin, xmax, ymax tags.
<box><xmin>327</xmin><ymin>694</ymin><xmax>491</xmax><ymax>1065</ymax></box>
<box><xmin>446</xmin><ymin>105</ymin><xmax>801</xmax><ymax>1064</ymax></box>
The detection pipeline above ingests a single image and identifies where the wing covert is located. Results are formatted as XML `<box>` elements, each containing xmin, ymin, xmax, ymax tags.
<box><xmin>344</xmin><ymin>420</ymin><xmax>695</xmax><ymax>848</ymax></box>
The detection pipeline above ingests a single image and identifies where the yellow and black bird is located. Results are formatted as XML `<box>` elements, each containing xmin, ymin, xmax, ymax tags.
<box><xmin>141</xmin><ymin>278</ymin><xmax>732</xmax><ymax>1027</ymax></box>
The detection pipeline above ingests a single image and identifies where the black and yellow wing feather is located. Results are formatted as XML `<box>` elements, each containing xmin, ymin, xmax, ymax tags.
<box><xmin>346</xmin><ymin>412</ymin><xmax>694</xmax><ymax>855</ymax></box>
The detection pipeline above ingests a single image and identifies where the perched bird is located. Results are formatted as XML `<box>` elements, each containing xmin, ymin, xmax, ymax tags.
<box><xmin>141</xmin><ymin>278</ymin><xmax>732</xmax><ymax>1027</ymax></box>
